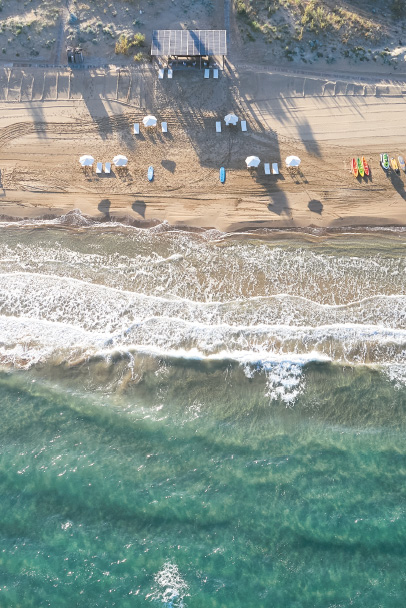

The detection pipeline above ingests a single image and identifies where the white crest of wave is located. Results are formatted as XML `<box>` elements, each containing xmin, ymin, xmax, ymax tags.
<box><xmin>146</xmin><ymin>562</ymin><xmax>189</xmax><ymax>607</ymax></box>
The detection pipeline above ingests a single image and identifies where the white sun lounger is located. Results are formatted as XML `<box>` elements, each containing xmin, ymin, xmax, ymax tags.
<box><xmin>158</xmin><ymin>68</ymin><xmax>164</xmax><ymax>79</ymax></box>
<box><xmin>167</xmin><ymin>68</ymin><xmax>173</xmax><ymax>79</ymax></box>
<box><xmin>272</xmin><ymin>163</ymin><xmax>279</xmax><ymax>175</ymax></box>
<box><xmin>204</xmin><ymin>69</ymin><xmax>210</xmax><ymax>79</ymax></box>
<box><xmin>264</xmin><ymin>163</ymin><xmax>271</xmax><ymax>175</ymax></box>
<box><xmin>241</xmin><ymin>121</ymin><xmax>247</xmax><ymax>132</ymax></box>
<box><xmin>161</xmin><ymin>122</ymin><xmax>167</xmax><ymax>133</ymax></box>
<box><xmin>216</xmin><ymin>121</ymin><xmax>222</xmax><ymax>133</ymax></box>
<box><xmin>133</xmin><ymin>123</ymin><xmax>139</xmax><ymax>135</ymax></box>
<box><xmin>105</xmin><ymin>162</ymin><xmax>111</xmax><ymax>174</ymax></box>
<box><xmin>213</xmin><ymin>69</ymin><xmax>219</xmax><ymax>79</ymax></box>
<box><xmin>96</xmin><ymin>162</ymin><xmax>102</xmax><ymax>174</ymax></box>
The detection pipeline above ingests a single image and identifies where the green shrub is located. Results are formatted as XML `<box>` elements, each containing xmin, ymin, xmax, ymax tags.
<box><xmin>133</xmin><ymin>32</ymin><xmax>145</xmax><ymax>46</ymax></box>
<box><xmin>235</xmin><ymin>0</ymin><xmax>246</xmax><ymax>15</ymax></box>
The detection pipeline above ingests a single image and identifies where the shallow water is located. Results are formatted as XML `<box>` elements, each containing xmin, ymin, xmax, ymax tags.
<box><xmin>1</xmin><ymin>215</ymin><xmax>406</xmax><ymax>606</ymax></box>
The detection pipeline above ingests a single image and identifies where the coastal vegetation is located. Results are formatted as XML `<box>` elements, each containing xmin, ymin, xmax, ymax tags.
<box><xmin>235</xmin><ymin>0</ymin><xmax>406</xmax><ymax>65</ymax></box>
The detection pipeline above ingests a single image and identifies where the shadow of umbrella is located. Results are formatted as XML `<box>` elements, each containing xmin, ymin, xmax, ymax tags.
<box><xmin>98</xmin><ymin>199</ymin><xmax>111</xmax><ymax>219</ymax></box>
<box><xmin>161</xmin><ymin>160</ymin><xmax>176</xmax><ymax>173</ymax></box>
<box><xmin>308</xmin><ymin>199</ymin><xmax>323</xmax><ymax>214</ymax></box>
<box><xmin>132</xmin><ymin>200</ymin><xmax>146</xmax><ymax>218</ymax></box>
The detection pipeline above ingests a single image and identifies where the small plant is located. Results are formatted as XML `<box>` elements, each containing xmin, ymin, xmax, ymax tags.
<box><xmin>235</xmin><ymin>0</ymin><xmax>246</xmax><ymax>15</ymax></box>
<box><xmin>133</xmin><ymin>51</ymin><xmax>144</xmax><ymax>61</ymax></box>
<box><xmin>133</xmin><ymin>32</ymin><xmax>145</xmax><ymax>46</ymax></box>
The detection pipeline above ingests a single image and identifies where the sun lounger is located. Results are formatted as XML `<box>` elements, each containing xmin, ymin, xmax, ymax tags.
<box><xmin>216</xmin><ymin>121</ymin><xmax>221</xmax><ymax>133</ymax></box>
<box><xmin>241</xmin><ymin>121</ymin><xmax>247</xmax><ymax>132</ymax></box>
<box><xmin>167</xmin><ymin>68</ymin><xmax>173</xmax><ymax>79</ymax></box>
<box><xmin>158</xmin><ymin>68</ymin><xmax>164</xmax><ymax>79</ymax></box>
<box><xmin>272</xmin><ymin>163</ymin><xmax>279</xmax><ymax>175</ymax></box>
<box><xmin>133</xmin><ymin>123</ymin><xmax>139</xmax><ymax>135</ymax></box>
<box><xmin>105</xmin><ymin>162</ymin><xmax>111</xmax><ymax>174</ymax></box>
<box><xmin>96</xmin><ymin>162</ymin><xmax>102</xmax><ymax>174</ymax></box>
<box><xmin>264</xmin><ymin>163</ymin><xmax>271</xmax><ymax>175</ymax></box>
<box><xmin>204</xmin><ymin>69</ymin><xmax>210</xmax><ymax>79</ymax></box>
<box><xmin>161</xmin><ymin>122</ymin><xmax>167</xmax><ymax>133</ymax></box>
<box><xmin>213</xmin><ymin>69</ymin><xmax>218</xmax><ymax>79</ymax></box>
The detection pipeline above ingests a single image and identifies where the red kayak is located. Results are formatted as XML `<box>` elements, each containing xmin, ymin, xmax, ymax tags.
<box><xmin>352</xmin><ymin>158</ymin><xmax>358</xmax><ymax>177</ymax></box>
<box><xmin>362</xmin><ymin>156</ymin><xmax>369</xmax><ymax>176</ymax></box>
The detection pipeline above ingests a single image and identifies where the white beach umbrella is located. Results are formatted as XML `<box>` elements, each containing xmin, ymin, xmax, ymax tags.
<box><xmin>286</xmin><ymin>155</ymin><xmax>301</xmax><ymax>167</ymax></box>
<box><xmin>245</xmin><ymin>156</ymin><xmax>261</xmax><ymax>168</ymax></box>
<box><xmin>224</xmin><ymin>113</ymin><xmax>239</xmax><ymax>126</ymax></box>
<box><xmin>143</xmin><ymin>115</ymin><xmax>157</xmax><ymax>127</ymax></box>
<box><xmin>79</xmin><ymin>154</ymin><xmax>94</xmax><ymax>167</ymax></box>
<box><xmin>112</xmin><ymin>154</ymin><xmax>128</xmax><ymax>167</ymax></box>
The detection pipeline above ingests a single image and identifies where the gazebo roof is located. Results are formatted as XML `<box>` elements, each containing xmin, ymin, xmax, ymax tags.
<box><xmin>151</xmin><ymin>30</ymin><xmax>227</xmax><ymax>57</ymax></box>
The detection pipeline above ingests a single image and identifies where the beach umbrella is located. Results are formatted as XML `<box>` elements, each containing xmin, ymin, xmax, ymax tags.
<box><xmin>245</xmin><ymin>156</ymin><xmax>261</xmax><ymax>168</ymax></box>
<box><xmin>112</xmin><ymin>154</ymin><xmax>128</xmax><ymax>167</ymax></box>
<box><xmin>286</xmin><ymin>155</ymin><xmax>301</xmax><ymax>167</ymax></box>
<box><xmin>224</xmin><ymin>113</ymin><xmax>239</xmax><ymax>126</ymax></box>
<box><xmin>79</xmin><ymin>154</ymin><xmax>94</xmax><ymax>167</ymax></box>
<box><xmin>143</xmin><ymin>115</ymin><xmax>157</xmax><ymax>128</ymax></box>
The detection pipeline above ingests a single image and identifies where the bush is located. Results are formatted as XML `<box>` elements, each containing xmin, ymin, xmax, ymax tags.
<box><xmin>115</xmin><ymin>32</ymin><xmax>145</xmax><ymax>54</ymax></box>
<box><xmin>133</xmin><ymin>32</ymin><xmax>145</xmax><ymax>47</ymax></box>
<box><xmin>133</xmin><ymin>52</ymin><xmax>144</xmax><ymax>61</ymax></box>
<box><xmin>235</xmin><ymin>0</ymin><xmax>246</xmax><ymax>15</ymax></box>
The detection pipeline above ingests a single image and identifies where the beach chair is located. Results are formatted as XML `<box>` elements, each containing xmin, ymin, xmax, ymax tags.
<box><xmin>167</xmin><ymin>69</ymin><xmax>173</xmax><ymax>79</ymax></box>
<box><xmin>161</xmin><ymin>122</ymin><xmax>167</xmax><ymax>133</ymax></box>
<box><xmin>264</xmin><ymin>163</ymin><xmax>271</xmax><ymax>175</ymax></box>
<box><xmin>213</xmin><ymin>69</ymin><xmax>219</xmax><ymax>79</ymax></box>
<box><xmin>272</xmin><ymin>163</ymin><xmax>279</xmax><ymax>175</ymax></box>
<box><xmin>96</xmin><ymin>162</ymin><xmax>102</xmax><ymax>174</ymax></box>
<box><xmin>158</xmin><ymin>68</ymin><xmax>164</xmax><ymax>79</ymax></box>
<box><xmin>105</xmin><ymin>162</ymin><xmax>111</xmax><ymax>174</ymax></box>
<box><xmin>216</xmin><ymin>121</ymin><xmax>222</xmax><ymax>133</ymax></box>
<box><xmin>241</xmin><ymin>120</ymin><xmax>247</xmax><ymax>132</ymax></box>
<box><xmin>204</xmin><ymin>69</ymin><xmax>210</xmax><ymax>79</ymax></box>
<box><xmin>133</xmin><ymin>123</ymin><xmax>139</xmax><ymax>135</ymax></box>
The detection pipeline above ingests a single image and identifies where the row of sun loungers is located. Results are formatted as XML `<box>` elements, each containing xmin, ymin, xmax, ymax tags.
<box><xmin>264</xmin><ymin>163</ymin><xmax>279</xmax><ymax>175</ymax></box>
<box><xmin>204</xmin><ymin>69</ymin><xmax>219</xmax><ymax>79</ymax></box>
<box><xmin>216</xmin><ymin>120</ymin><xmax>247</xmax><ymax>133</ymax></box>
<box><xmin>158</xmin><ymin>68</ymin><xmax>173</xmax><ymax>79</ymax></box>
<box><xmin>134</xmin><ymin>122</ymin><xmax>167</xmax><ymax>134</ymax></box>
<box><xmin>95</xmin><ymin>162</ymin><xmax>111</xmax><ymax>174</ymax></box>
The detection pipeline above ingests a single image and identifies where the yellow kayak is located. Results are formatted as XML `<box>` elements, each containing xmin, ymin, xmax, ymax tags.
<box><xmin>390</xmin><ymin>157</ymin><xmax>400</xmax><ymax>173</ymax></box>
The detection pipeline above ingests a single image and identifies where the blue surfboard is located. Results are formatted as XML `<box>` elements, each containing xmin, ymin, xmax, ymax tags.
<box><xmin>148</xmin><ymin>166</ymin><xmax>154</xmax><ymax>181</ymax></box>
<box><xmin>220</xmin><ymin>167</ymin><xmax>225</xmax><ymax>183</ymax></box>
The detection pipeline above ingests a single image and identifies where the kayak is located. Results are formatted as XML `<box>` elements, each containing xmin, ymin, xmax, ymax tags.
<box><xmin>390</xmin><ymin>157</ymin><xmax>400</xmax><ymax>174</ymax></box>
<box><xmin>398</xmin><ymin>155</ymin><xmax>406</xmax><ymax>172</ymax></box>
<box><xmin>220</xmin><ymin>167</ymin><xmax>226</xmax><ymax>183</ymax></box>
<box><xmin>380</xmin><ymin>153</ymin><xmax>389</xmax><ymax>171</ymax></box>
<box><xmin>148</xmin><ymin>166</ymin><xmax>154</xmax><ymax>181</ymax></box>
<box><xmin>357</xmin><ymin>158</ymin><xmax>364</xmax><ymax>178</ymax></box>
<box><xmin>351</xmin><ymin>158</ymin><xmax>358</xmax><ymax>177</ymax></box>
<box><xmin>362</xmin><ymin>156</ymin><xmax>369</xmax><ymax>177</ymax></box>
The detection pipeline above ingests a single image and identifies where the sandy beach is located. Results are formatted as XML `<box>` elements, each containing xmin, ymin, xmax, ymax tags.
<box><xmin>0</xmin><ymin>1</ymin><xmax>406</xmax><ymax>231</ymax></box>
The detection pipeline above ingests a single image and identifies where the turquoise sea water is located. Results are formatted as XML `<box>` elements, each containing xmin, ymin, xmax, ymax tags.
<box><xmin>1</xmin><ymin>215</ymin><xmax>406</xmax><ymax>607</ymax></box>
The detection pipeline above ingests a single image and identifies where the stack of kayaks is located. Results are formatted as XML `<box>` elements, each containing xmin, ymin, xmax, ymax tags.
<box><xmin>352</xmin><ymin>157</ymin><xmax>369</xmax><ymax>178</ymax></box>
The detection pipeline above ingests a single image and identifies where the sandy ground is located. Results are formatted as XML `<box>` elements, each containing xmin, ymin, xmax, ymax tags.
<box><xmin>0</xmin><ymin>61</ymin><xmax>406</xmax><ymax>231</ymax></box>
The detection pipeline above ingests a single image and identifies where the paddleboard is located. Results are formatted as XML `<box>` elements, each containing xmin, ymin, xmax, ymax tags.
<box><xmin>220</xmin><ymin>167</ymin><xmax>226</xmax><ymax>183</ymax></box>
<box><xmin>148</xmin><ymin>166</ymin><xmax>154</xmax><ymax>181</ymax></box>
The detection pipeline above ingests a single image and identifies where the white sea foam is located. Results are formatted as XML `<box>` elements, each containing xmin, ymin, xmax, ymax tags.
<box><xmin>146</xmin><ymin>562</ymin><xmax>189</xmax><ymax>607</ymax></box>
<box><xmin>1</xmin><ymin>226</ymin><xmax>406</xmax><ymax>402</ymax></box>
